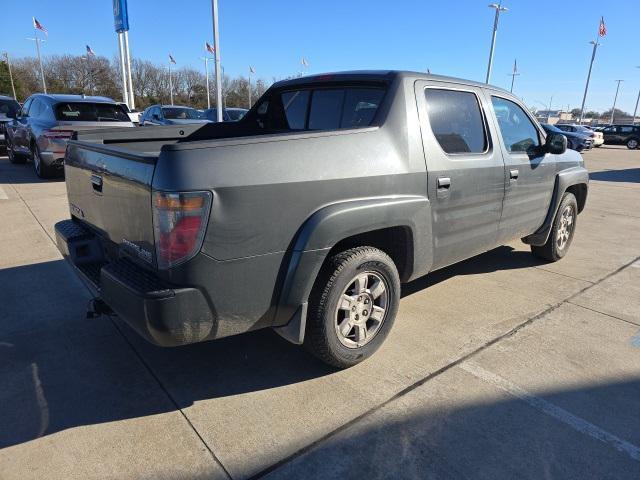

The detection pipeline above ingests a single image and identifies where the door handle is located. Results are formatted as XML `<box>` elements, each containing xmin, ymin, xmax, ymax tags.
<box><xmin>509</xmin><ymin>169</ymin><xmax>519</xmax><ymax>180</ymax></box>
<box><xmin>91</xmin><ymin>174</ymin><xmax>103</xmax><ymax>192</ymax></box>
<box><xmin>437</xmin><ymin>177</ymin><xmax>451</xmax><ymax>189</ymax></box>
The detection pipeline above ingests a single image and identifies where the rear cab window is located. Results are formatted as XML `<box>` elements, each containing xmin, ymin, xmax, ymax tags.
<box><xmin>55</xmin><ymin>102</ymin><xmax>130</xmax><ymax>122</ymax></box>
<box><xmin>261</xmin><ymin>85</ymin><xmax>386</xmax><ymax>132</ymax></box>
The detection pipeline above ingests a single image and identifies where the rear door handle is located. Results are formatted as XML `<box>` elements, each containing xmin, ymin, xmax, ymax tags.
<box><xmin>437</xmin><ymin>177</ymin><xmax>451</xmax><ymax>189</ymax></box>
<box><xmin>91</xmin><ymin>174</ymin><xmax>103</xmax><ymax>192</ymax></box>
<box><xmin>509</xmin><ymin>169</ymin><xmax>519</xmax><ymax>180</ymax></box>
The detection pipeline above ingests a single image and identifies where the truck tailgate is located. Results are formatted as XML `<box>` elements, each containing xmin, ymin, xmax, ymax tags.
<box><xmin>64</xmin><ymin>141</ymin><xmax>157</xmax><ymax>268</ymax></box>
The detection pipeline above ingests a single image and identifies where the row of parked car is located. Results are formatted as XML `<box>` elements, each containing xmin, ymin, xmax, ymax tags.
<box><xmin>0</xmin><ymin>93</ymin><xmax>248</xmax><ymax>178</ymax></box>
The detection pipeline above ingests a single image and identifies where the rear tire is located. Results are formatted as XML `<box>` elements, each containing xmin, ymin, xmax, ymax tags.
<box><xmin>626</xmin><ymin>137</ymin><xmax>639</xmax><ymax>150</ymax></box>
<box><xmin>531</xmin><ymin>192</ymin><xmax>578</xmax><ymax>262</ymax></box>
<box><xmin>304</xmin><ymin>246</ymin><xmax>400</xmax><ymax>369</ymax></box>
<box><xmin>32</xmin><ymin>144</ymin><xmax>52</xmax><ymax>179</ymax></box>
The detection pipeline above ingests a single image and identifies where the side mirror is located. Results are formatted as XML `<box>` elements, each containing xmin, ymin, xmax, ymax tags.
<box><xmin>545</xmin><ymin>132</ymin><xmax>567</xmax><ymax>155</ymax></box>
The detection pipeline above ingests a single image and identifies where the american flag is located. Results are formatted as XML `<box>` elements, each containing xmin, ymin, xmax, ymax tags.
<box><xmin>33</xmin><ymin>17</ymin><xmax>48</xmax><ymax>35</ymax></box>
<box><xmin>86</xmin><ymin>45</ymin><xmax>96</xmax><ymax>57</ymax></box>
<box><xmin>205</xmin><ymin>42</ymin><xmax>215</xmax><ymax>55</ymax></box>
<box><xmin>598</xmin><ymin>17</ymin><xmax>607</xmax><ymax>37</ymax></box>
<box><xmin>249</xmin><ymin>66</ymin><xmax>255</xmax><ymax>74</ymax></box>
<box><xmin>169</xmin><ymin>54</ymin><xmax>176</xmax><ymax>64</ymax></box>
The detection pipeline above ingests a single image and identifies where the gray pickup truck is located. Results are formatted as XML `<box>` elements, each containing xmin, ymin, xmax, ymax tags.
<box><xmin>55</xmin><ymin>71</ymin><xmax>588</xmax><ymax>368</ymax></box>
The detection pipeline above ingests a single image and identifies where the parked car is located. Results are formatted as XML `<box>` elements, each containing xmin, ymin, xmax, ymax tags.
<box><xmin>55</xmin><ymin>71</ymin><xmax>588</xmax><ymax>368</ymax></box>
<box><xmin>203</xmin><ymin>107</ymin><xmax>232</xmax><ymax>122</ymax></box>
<box><xmin>226</xmin><ymin>107</ymin><xmax>249</xmax><ymax>121</ymax></box>
<box><xmin>555</xmin><ymin>124</ymin><xmax>603</xmax><ymax>147</ymax></box>
<box><xmin>139</xmin><ymin>105</ymin><xmax>211</xmax><ymax>126</ymax></box>
<box><xmin>0</xmin><ymin>95</ymin><xmax>21</xmax><ymax>152</ymax></box>
<box><xmin>118</xmin><ymin>102</ymin><xmax>141</xmax><ymax>124</ymax></box>
<box><xmin>601</xmin><ymin>124</ymin><xmax>640</xmax><ymax>149</ymax></box>
<box><xmin>540</xmin><ymin>123</ymin><xmax>593</xmax><ymax>152</ymax></box>
<box><xmin>5</xmin><ymin>94</ymin><xmax>134</xmax><ymax>178</ymax></box>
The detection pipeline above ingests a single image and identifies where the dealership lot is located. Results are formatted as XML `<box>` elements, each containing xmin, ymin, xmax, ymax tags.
<box><xmin>0</xmin><ymin>147</ymin><xmax>639</xmax><ymax>479</ymax></box>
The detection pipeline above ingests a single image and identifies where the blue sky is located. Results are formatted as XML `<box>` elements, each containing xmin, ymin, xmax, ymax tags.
<box><xmin>2</xmin><ymin>0</ymin><xmax>639</xmax><ymax>113</ymax></box>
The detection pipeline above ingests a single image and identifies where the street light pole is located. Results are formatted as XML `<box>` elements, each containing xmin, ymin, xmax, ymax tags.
<box><xmin>117</xmin><ymin>33</ymin><xmax>129</xmax><ymax>105</ymax></box>
<box><xmin>211</xmin><ymin>0</ymin><xmax>223</xmax><ymax>122</ymax></box>
<box><xmin>2</xmin><ymin>52</ymin><xmax>17</xmax><ymax>100</ymax></box>
<box><xmin>485</xmin><ymin>2</ymin><xmax>508</xmax><ymax>84</ymax></box>
<box><xmin>610</xmin><ymin>80</ymin><xmax>623</xmax><ymax>124</ymax></box>
<box><xmin>547</xmin><ymin>95</ymin><xmax>553</xmax><ymax>123</ymax></box>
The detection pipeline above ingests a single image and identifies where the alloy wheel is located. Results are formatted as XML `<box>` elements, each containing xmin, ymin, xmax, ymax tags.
<box><xmin>556</xmin><ymin>205</ymin><xmax>574</xmax><ymax>250</ymax></box>
<box><xmin>334</xmin><ymin>271</ymin><xmax>388</xmax><ymax>348</ymax></box>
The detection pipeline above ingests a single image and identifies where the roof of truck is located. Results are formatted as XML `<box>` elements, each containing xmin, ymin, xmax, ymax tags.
<box><xmin>272</xmin><ymin>70</ymin><xmax>511</xmax><ymax>94</ymax></box>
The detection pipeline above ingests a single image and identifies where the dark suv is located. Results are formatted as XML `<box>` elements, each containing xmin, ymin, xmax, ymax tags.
<box><xmin>601</xmin><ymin>124</ymin><xmax>640</xmax><ymax>149</ymax></box>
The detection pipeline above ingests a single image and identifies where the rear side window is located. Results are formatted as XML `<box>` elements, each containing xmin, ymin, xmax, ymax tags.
<box><xmin>55</xmin><ymin>102</ymin><xmax>130</xmax><ymax>122</ymax></box>
<box><xmin>425</xmin><ymin>89</ymin><xmax>488</xmax><ymax>154</ymax></box>
<box><xmin>491</xmin><ymin>96</ymin><xmax>540</xmax><ymax>153</ymax></box>
<box><xmin>309</xmin><ymin>90</ymin><xmax>344</xmax><ymax>130</ymax></box>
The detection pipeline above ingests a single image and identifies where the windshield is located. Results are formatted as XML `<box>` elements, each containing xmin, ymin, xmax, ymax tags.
<box><xmin>55</xmin><ymin>102</ymin><xmax>130</xmax><ymax>122</ymax></box>
<box><xmin>0</xmin><ymin>99</ymin><xmax>20</xmax><ymax>118</ymax></box>
<box><xmin>162</xmin><ymin>107</ymin><xmax>201</xmax><ymax>120</ymax></box>
<box><xmin>227</xmin><ymin>109</ymin><xmax>247</xmax><ymax>121</ymax></box>
<box><xmin>542</xmin><ymin>123</ymin><xmax>563</xmax><ymax>134</ymax></box>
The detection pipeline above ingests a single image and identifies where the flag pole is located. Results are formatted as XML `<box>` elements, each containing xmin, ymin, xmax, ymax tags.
<box><xmin>248</xmin><ymin>68</ymin><xmax>251</xmax><ymax>109</ymax></box>
<box><xmin>33</xmin><ymin>28</ymin><xmax>47</xmax><ymax>94</ymax></box>
<box><xmin>578</xmin><ymin>40</ymin><xmax>599</xmax><ymax>125</ymax></box>
<box><xmin>211</xmin><ymin>0</ymin><xmax>223</xmax><ymax>122</ymax></box>
<box><xmin>123</xmin><ymin>31</ymin><xmax>135</xmax><ymax>109</ymax></box>
<box><xmin>169</xmin><ymin>60</ymin><xmax>174</xmax><ymax>105</ymax></box>
<box><xmin>201</xmin><ymin>57</ymin><xmax>211</xmax><ymax>109</ymax></box>
<box><xmin>509</xmin><ymin>59</ymin><xmax>519</xmax><ymax>93</ymax></box>
<box><xmin>3</xmin><ymin>52</ymin><xmax>17</xmax><ymax>100</ymax></box>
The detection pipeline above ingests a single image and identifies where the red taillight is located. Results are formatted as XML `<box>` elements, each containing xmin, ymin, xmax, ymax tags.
<box><xmin>43</xmin><ymin>129</ymin><xmax>74</xmax><ymax>139</ymax></box>
<box><xmin>152</xmin><ymin>191</ymin><xmax>212</xmax><ymax>269</ymax></box>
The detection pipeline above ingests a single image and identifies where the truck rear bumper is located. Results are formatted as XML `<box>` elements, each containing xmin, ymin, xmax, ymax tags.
<box><xmin>55</xmin><ymin>219</ymin><xmax>215</xmax><ymax>346</ymax></box>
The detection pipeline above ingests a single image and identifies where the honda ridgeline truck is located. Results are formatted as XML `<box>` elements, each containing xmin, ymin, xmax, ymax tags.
<box><xmin>55</xmin><ymin>71</ymin><xmax>588</xmax><ymax>368</ymax></box>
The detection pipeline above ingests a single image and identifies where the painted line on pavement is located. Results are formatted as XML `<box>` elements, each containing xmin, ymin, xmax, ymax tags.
<box><xmin>0</xmin><ymin>185</ymin><xmax>8</xmax><ymax>200</ymax></box>
<box><xmin>461</xmin><ymin>362</ymin><xmax>640</xmax><ymax>462</ymax></box>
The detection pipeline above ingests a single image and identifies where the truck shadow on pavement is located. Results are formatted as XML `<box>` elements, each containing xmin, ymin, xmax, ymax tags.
<box><xmin>589</xmin><ymin>168</ymin><xmax>640</xmax><ymax>184</ymax></box>
<box><xmin>0</xmin><ymin>245</ymin><xmax>554</xmax><ymax>450</ymax></box>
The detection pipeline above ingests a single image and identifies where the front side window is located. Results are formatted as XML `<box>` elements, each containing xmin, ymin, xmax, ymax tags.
<box><xmin>281</xmin><ymin>90</ymin><xmax>309</xmax><ymax>130</ymax></box>
<box><xmin>425</xmin><ymin>88</ymin><xmax>488</xmax><ymax>154</ymax></box>
<box><xmin>491</xmin><ymin>96</ymin><xmax>541</xmax><ymax>153</ymax></box>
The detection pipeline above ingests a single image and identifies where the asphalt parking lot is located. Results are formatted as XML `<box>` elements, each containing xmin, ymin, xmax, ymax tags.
<box><xmin>1</xmin><ymin>146</ymin><xmax>639</xmax><ymax>480</ymax></box>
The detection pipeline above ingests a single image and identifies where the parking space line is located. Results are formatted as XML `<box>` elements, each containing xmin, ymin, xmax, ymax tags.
<box><xmin>0</xmin><ymin>185</ymin><xmax>8</xmax><ymax>200</ymax></box>
<box><xmin>461</xmin><ymin>362</ymin><xmax>640</xmax><ymax>462</ymax></box>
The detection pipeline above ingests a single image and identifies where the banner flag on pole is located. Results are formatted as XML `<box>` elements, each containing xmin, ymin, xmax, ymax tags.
<box><xmin>205</xmin><ymin>42</ymin><xmax>215</xmax><ymax>55</ymax></box>
<box><xmin>513</xmin><ymin>59</ymin><xmax>518</xmax><ymax>74</ymax></box>
<box><xmin>86</xmin><ymin>45</ymin><xmax>96</xmax><ymax>56</ymax></box>
<box><xmin>599</xmin><ymin>17</ymin><xmax>607</xmax><ymax>37</ymax></box>
<box><xmin>33</xmin><ymin>17</ymin><xmax>48</xmax><ymax>35</ymax></box>
<box><xmin>169</xmin><ymin>54</ymin><xmax>176</xmax><ymax>64</ymax></box>
<box><xmin>249</xmin><ymin>66</ymin><xmax>255</xmax><ymax>74</ymax></box>
<box><xmin>301</xmin><ymin>57</ymin><xmax>309</xmax><ymax>67</ymax></box>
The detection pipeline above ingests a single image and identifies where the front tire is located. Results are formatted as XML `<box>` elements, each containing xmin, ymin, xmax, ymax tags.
<box><xmin>626</xmin><ymin>137</ymin><xmax>639</xmax><ymax>150</ymax></box>
<box><xmin>531</xmin><ymin>192</ymin><xmax>578</xmax><ymax>262</ymax></box>
<box><xmin>7</xmin><ymin>140</ymin><xmax>26</xmax><ymax>164</ymax></box>
<box><xmin>304</xmin><ymin>246</ymin><xmax>400</xmax><ymax>369</ymax></box>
